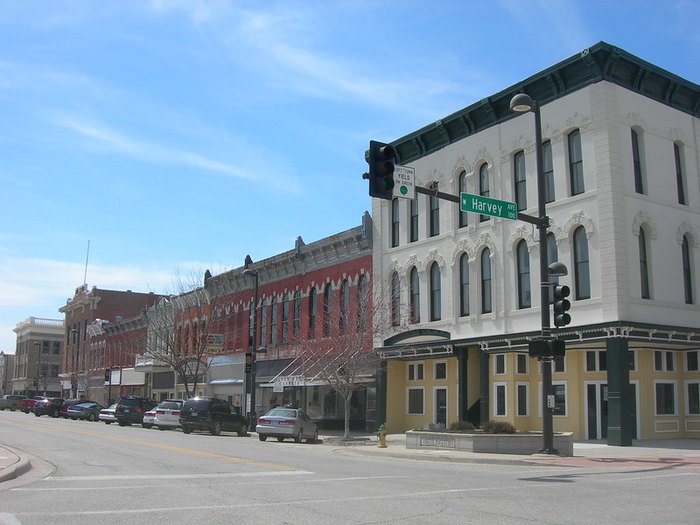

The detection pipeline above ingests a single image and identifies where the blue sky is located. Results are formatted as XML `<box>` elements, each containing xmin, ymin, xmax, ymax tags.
<box><xmin>1</xmin><ymin>0</ymin><xmax>699</xmax><ymax>352</ymax></box>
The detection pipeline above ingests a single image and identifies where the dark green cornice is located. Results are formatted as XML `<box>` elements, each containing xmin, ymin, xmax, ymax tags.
<box><xmin>392</xmin><ymin>41</ymin><xmax>700</xmax><ymax>165</ymax></box>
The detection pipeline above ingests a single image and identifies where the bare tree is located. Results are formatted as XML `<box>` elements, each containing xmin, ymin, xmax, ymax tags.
<box><xmin>142</xmin><ymin>273</ymin><xmax>221</xmax><ymax>399</ymax></box>
<box><xmin>289</xmin><ymin>274</ymin><xmax>403</xmax><ymax>439</ymax></box>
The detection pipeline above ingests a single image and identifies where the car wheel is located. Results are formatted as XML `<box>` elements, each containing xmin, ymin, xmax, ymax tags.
<box><xmin>10</xmin><ymin>405</ymin><xmax>17</xmax><ymax>411</ymax></box>
<box><xmin>71</xmin><ymin>417</ymin><xmax>77</xmax><ymax>420</ymax></box>
<box><xmin>34</xmin><ymin>412</ymin><xmax>41</xmax><ymax>417</ymax></box>
<box><xmin>104</xmin><ymin>421</ymin><xmax>112</xmax><ymax>424</ymax></box>
<box><xmin>87</xmin><ymin>414</ymin><xmax>96</xmax><ymax>422</ymax></box>
<box><xmin>276</xmin><ymin>437</ymin><xmax>284</xmax><ymax>442</ymax></box>
<box><xmin>118</xmin><ymin>421</ymin><xmax>127</xmax><ymax>426</ymax></box>
<box><xmin>182</xmin><ymin>426</ymin><xmax>192</xmax><ymax>434</ymax></box>
<box><xmin>142</xmin><ymin>423</ymin><xmax>152</xmax><ymax>429</ymax></box>
<box><xmin>237</xmin><ymin>424</ymin><xmax>248</xmax><ymax>437</ymax></box>
<box><xmin>210</xmin><ymin>420</ymin><xmax>222</xmax><ymax>436</ymax></box>
<box><xmin>157</xmin><ymin>426</ymin><xmax>166</xmax><ymax>431</ymax></box>
<box><xmin>258</xmin><ymin>434</ymin><xmax>267</xmax><ymax>441</ymax></box>
<box><xmin>306</xmin><ymin>429</ymin><xmax>318</xmax><ymax>444</ymax></box>
<box><xmin>295</xmin><ymin>429</ymin><xmax>304</xmax><ymax>443</ymax></box>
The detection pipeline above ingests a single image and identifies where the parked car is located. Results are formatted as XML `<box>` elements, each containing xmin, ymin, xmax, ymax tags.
<box><xmin>114</xmin><ymin>396</ymin><xmax>158</xmax><ymax>426</ymax></box>
<box><xmin>256</xmin><ymin>407</ymin><xmax>318</xmax><ymax>443</ymax></box>
<box><xmin>0</xmin><ymin>394</ymin><xmax>26</xmax><ymax>411</ymax></box>
<box><xmin>60</xmin><ymin>399</ymin><xmax>95</xmax><ymax>418</ymax></box>
<box><xmin>21</xmin><ymin>396</ymin><xmax>45</xmax><ymax>413</ymax></box>
<box><xmin>154</xmin><ymin>399</ymin><xmax>183</xmax><ymax>430</ymax></box>
<box><xmin>179</xmin><ymin>397</ymin><xmax>248</xmax><ymax>436</ymax></box>
<box><xmin>33</xmin><ymin>397</ymin><xmax>64</xmax><ymax>417</ymax></box>
<box><xmin>142</xmin><ymin>406</ymin><xmax>157</xmax><ymax>429</ymax></box>
<box><xmin>65</xmin><ymin>402</ymin><xmax>104</xmax><ymax>422</ymax></box>
<box><xmin>99</xmin><ymin>403</ymin><xmax>118</xmax><ymax>424</ymax></box>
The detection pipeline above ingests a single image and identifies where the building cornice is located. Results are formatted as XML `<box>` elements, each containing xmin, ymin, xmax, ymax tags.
<box><xmin>391</xmin><ymin>42</ymin><xmax>700</xmax><ymax>165</ymax></box>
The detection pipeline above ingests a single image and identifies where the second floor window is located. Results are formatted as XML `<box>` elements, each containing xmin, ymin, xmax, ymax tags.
<box><xmin>339</xmin><ymin>280</ymin><xmax>349</xmax><ymax>334</ymax></box>
<box><xmin>323</xmin><ymin>284</ymin><xmax>332</xmax><ymax>337</ymax></box>
<box><xmin>639</xmin><ymin>228</ymin><xmax>650</xmax><ymax>299</ymax></box>
<box><xmin>682</xmin><ymin>235</ymin><xmax>693</xmax><ymax>304</ymax></box>
<box><xmin>391</xmin><ymin>272</ymin><xmax>400</xmax><ymax>326</ymax></box>
<box><xmin>479</xmin><ymin>164</ymin><xmax>490</xmax><ymax>222</ymax></box>
<box><xmin>514</xmin><ymin>150</ymin><xmax>527</xmax><ymax>211</ymax></box>
<box><xmin>517</xmin><ymin>240</ymin><xmax>531</xmax><ymax>309</ymax></box>
<box><xmin>409</xmin><ymin>197</ymin><xmax>418</xmax><ymax>242</ymax></box>
<box><xmin>631</xmin><ymin>129</ymin><xmax>644</xmax><ymax>194</ymax></box>
<box><xmin>675</xmin><ymin>143</ymin><xmax>687</xmax><ymax>205</ymax></box>
<box><xmin>459</xmin><ymin>253</ymin><xmax>470</xmax><ymax>317</ymax></box>
<box><xmin>458</xmin><ymin>171</ymin><xmax>468</xmax><ymax>228</ymax></box>
<box><xmin>429</xmin><ymin>182</ymin><xmax>440</xmax><ymax>237</ymax></box>
<box><xmin>410</xmin><ymin>267</ymin><xmax>420</xmax><ymax>323</ymax></box>
<box><xmin>481</xmin><ymin>248</ymin><xmax>492</xmax><ymax>314</ymax></box>
<box><xmin>391</xmin><ymin>198</ymin><xmax>400</xmax><ymax>248</ymax></box>
<box><xmin>568</xmin><ymin>129</ymin><xmax>584</xmax><ymax>196</ymax></box>
<box><xmin>574</xmin><ymin>226</ymin><xmax>591</xmax><ymax>299</ymax></box>
<box><xmin>543</xmin><ymin>140</ymin><xmax>555</xmax><ymax>203</ymax></box>
<box><xmin>429</xmin><ymin>263</ymin><xmax>441</xmax><ymax>321</ymax></box>
<box><xmin>308</xmin><ymin>288</ymin><xmax>317</xmax><ymax>339</ymax></box>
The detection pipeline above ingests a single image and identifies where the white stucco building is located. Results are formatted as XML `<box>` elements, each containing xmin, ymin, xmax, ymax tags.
<box><xmin>373</xmin><ymin>42</ymin><xmax>699</xmax><ymax>442</ymax></box>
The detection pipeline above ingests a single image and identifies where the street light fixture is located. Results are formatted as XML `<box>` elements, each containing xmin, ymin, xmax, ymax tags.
<box><xmin>242</xmin><ymin>263</ymin><xmax>264</xmax><ymax>431</ymax></box>
<box><xmin>510</xmin><ymin>92</ymin><xmax>558</xmax><ymax>454</ymax></box>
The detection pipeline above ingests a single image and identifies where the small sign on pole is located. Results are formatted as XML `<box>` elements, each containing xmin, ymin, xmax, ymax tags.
<box><xmin>393</xmin><ymin>165</ymin><xmax>415</xmax><ymax>199</ymax></box>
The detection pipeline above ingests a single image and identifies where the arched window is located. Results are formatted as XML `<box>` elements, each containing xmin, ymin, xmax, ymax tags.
<box><xmin>682</xmin><ymin>235</ymin><xmax>693</xmax><ymax>304</ymax></box>
<box><xmin>517</xmin><ymin>240</ymin><xmax>531</xmax><ymax>309</ymax></box>
<box><xmin>248</xmin><ymin>299</ymin><xmax>255</xmax><ymax>349</ymax></box>
<box><xmin>459</xmin><ymin>253</ymin><xmax>470</xmax><ymax>317</ymax></box>
<box><xmin>429</xmin><ymin>262</ymin><xmax>441</xmax><ymax>321</ymax></box>
<box><xmin>259</xmin><ymin>298</ymin><xmax>267</xmax><ymax>347</ymax></box>
<box><xmin>339</xmin><ymin>279</ymin><xmax>349</xmax><ymax>334</ymax></box>
<box><xmin>323</xmin><ymin>283</ymin><xmax>332</xmax><ymax>337</ymax></box>
<box><xmin>308</xmin><ymin>288</ymin><xmax>317</xmax><ymax>339</ymax></box>
<box><xmin>514</xmin><ymin>151</ymin><xmax>527</xmax><ymax>211</ymax></box>
<box><xmin>458</xmin><ymin>171</ymin><xmax>468</xmax><ymax>228</ymax></box>
<box><xmin>568</xmin><ymin>129</ymin><xmax>584</xmax><ymax>195</ymax></box>
<box><xmin>409</xmin><ymin>267</ymin><xmax>420</xmax><ymax>323</ymax></box>
<box><xmin>573</xmin><ymin>226</ymin><xmax>590</xmax><ymax>299</ymax></box>
<box><xmin>357</xmin><ymin>274</ymin><xmax>368</xmax><ymax>332</ymax></box>
<box><xmin>281</xmin><ymin>293</ymin><xmax>289</xmax><ymax>344</ymax></box>
<box><xmin>269</xmin><ymin>297</ymin><xmax>277</xmax><ymax>346</ymax></box>
<box><xmin>639</xmin><ymin>228</ymin><xmax>650</xmax><ymax>299</ymax></box>
<box><xmin>293</xmin><ymin>290</ymin><xmax>302</xmax><ymax>339</ymax></box>
<box><xmin>481</xmin><ymin>248</ymin><xmax>492</xmax><ymax>313</ymax></box>
<box><xmin>391</xmin><ymin>272</ymin><xmax>400</xmax><ymax>326</ymax></box>
<box><xmin>479</xmin><ymin>164</ymin><xmax>490</xmax><ymax>222</ymax></box>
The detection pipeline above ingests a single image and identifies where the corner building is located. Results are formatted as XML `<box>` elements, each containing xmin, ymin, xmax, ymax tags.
<box><xmin>373</xmin><ymin>42</ymin><xmax>700</xmax><ymax>441</ymax></box>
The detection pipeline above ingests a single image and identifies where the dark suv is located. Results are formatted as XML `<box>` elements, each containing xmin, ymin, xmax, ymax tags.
<box><xmin>180</xmin><ymin>397</ymin><xmax>248</xmax><ymax>436</ymax></box>
<box><xmin>33</xmin><ymin>397</ymin><xmax>64</xmax><ymax>417</ymax></box>
<box><xmin>114</xmin><ymin>396</ymin><xmax>157</xmax><ymax>426</ymax></box>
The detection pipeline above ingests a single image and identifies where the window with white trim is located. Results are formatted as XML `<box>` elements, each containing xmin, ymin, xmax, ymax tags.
<box><xmin>408</xmin><ymin>363</ymin><xmax>424</xmax><ymax>381</ymax></box>
<box><xmin>585</xmin><ymin>350</ymin><xmax>607</xmax><ymax>372</ymax></box>
<box><xmin>686</xmin><ymin>381</ymin><xmax>700</xmax><ymax>415</ymax></box>
<box><xmin>516</xmin><ymin>354</ymin><xmax>528</xmax><ymax>374</ymax></box>
<box><xmin>494</xmin><ymin>354</ymin><xmax>506</xmax><ymax>375</ymax></box>
<box><xmin>655</xmin><ymin>381</ymin><xmax>676</xmax><ymax>415</ymax></box>
<box><xmin>516</xmin><ymin>383</ymin><xmax>529</xmax><ymax>416</ymax></box>
<box><xmin>654</xmin><ymin>350</ymin><xmax>674</xmax><ymax>372</ymax></box>
<box><xmin>407</xmin><ymin>388</ymin><xmax>424</xmax><ymax>415</ymax></box>
<box><xmin>686</xmin><ymin>351</ymin><xmax>699</xmax><ymax>372</ymax></box>
<box><xmin>493</xmin><ymin>383</ymin><xmax>507</xmax><ymax>417</ymax></box>
<box><xmin>434</xmin><ymin>362</ymin><xmax>447</xmax><ymax>380</ymax></box>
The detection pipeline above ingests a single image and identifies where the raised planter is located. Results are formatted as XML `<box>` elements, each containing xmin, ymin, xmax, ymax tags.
<box><xmin>406</xmin><ymin>430</ymin><xmax>574</xmax><ymax>456</ymax></box>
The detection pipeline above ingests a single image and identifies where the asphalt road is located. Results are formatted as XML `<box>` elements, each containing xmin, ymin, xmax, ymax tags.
<box><xmin>0</xmin><ymin>410</ymin><xmax>698</xmax><ymax>524</ymax></box>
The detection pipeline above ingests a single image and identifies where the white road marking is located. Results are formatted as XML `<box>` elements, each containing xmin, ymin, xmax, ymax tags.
<box><xmin>44</xmin><ymin>470</ymin><xmax>314</xmax><ymax>482</ymax></box>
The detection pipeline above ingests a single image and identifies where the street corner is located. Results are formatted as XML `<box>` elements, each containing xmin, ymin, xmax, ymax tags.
<box><xmin>0</xmin><ymin>446</ymin><xmax>30</xmax><ymax>484</ymax></box>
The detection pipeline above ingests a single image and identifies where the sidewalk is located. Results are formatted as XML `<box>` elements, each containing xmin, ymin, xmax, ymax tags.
<box><xmin>2</xmin><ymin>435</ymin><xmax>699</xmax><ymax>483</ymax></box>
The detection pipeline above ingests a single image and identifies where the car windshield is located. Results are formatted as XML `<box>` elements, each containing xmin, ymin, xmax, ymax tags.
<box><xmin>266</xmin><ymin>408</ymin><xmax>298</xmax><ymax>418</ymax></box>
<box><xmin>184</xmin><ymin>399</ymin><xmax>212</xmax><ymax>409</ymax></box>
<box><xmin>75</xmin><ymin>403</ymin><xmax>95</xmax><ymax>409</ymax></box>
<box><xmin>118</xmin><ymin>398</ymin><xmax>139</xmax><ymax>407</ymax></box>
<box><xmin>159</xmin><ymin>401</ymin><xmax>182</xmax><ymax>410</ymax></box>
<box><xmin>104</xmin><ymin>404</ymin><xmax>118</xmax><ymax>410</ymax></box>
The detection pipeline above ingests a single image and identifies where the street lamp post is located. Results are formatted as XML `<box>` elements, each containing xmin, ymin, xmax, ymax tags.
<box><xmin>243</xmin><ymin>265</ymin><xmax>259</xmax><ymax>431</ymax></box>
<box><xmin>510</xmin><ymin>93</ymin><xmax>556</xmax><ymax>453</ymax></box>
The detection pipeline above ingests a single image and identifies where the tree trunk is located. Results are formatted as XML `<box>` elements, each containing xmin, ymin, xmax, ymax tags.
<box><xmin>344</xmin><ymin>393</ymin><xmax>351</xmax><ymax>439</ymax></box>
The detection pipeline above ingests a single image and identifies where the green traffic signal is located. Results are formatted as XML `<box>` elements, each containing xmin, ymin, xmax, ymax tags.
<box><xmin>553</xmin><ymin>285</ymin><xmax>571</xmax><ymax>327</ymax></box>
<box><xmin>366</xmin><ymin>140</ymin><xmax>396</xmax><ymax>200</ymax></box>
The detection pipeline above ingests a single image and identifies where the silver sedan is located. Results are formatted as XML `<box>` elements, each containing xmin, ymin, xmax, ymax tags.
<box><xmin>256</xmin><ymin>407</ymin><xmax>318</xmax><ymax>443</ymax></box>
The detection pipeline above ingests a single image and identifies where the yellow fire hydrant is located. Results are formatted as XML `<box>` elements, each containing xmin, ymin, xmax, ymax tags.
<box><xmin>376</xmin><ymin>423</ymin><xmax>387</xmax><ymax>448</ymax></box>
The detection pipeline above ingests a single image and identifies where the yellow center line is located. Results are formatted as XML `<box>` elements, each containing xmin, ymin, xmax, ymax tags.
<box><xmin>11</xmin><ymin>417</ymin><xmax>297</xmax><ymax>471</ymax></box>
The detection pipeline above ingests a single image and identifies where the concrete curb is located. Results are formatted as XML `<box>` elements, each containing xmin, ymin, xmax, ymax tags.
<box><xmin>0</xmin><ymin>447</ymin><xmax>31</xmax><ymax>483</ymax></box>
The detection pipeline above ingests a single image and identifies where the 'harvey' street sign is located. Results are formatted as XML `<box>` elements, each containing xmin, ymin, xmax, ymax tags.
<box><xmin>460</xmin><ymin>193</ymin><xmax>517</xmax><ymax>220</ymax></box>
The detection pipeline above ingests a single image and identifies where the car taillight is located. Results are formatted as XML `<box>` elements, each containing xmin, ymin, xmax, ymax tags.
<box><xmin>279</xmin><ymin>419</ymin><xmax>295</xmax><ymax>426</ymax></box>
<box><xmin>156</xmin><ymin>410</ymin><xmax>165</xmax><ymax>415</ymax></box>
<box><xmin>257</xmin><ymin>418</ymin><xmax>270</xmax><ymax>424</ymax></box>
<box><xmin>134</xmin><ymin>407</ymin><xmax>143</xmax><ymax>413</ymax></box>
<box><xmin>172</xmin><ymin>411</ymin><xmax>180</xmax><ymax>416</ymax></box>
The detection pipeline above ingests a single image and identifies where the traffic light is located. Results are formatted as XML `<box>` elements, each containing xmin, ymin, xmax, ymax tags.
<box><xmin>552</xmin><ymin>285</ymin><xmax>571</xmax><ymax>327</ymax></box>
<box><xmin>364</xmin><ymin>140</ymin><xmax>396</xmax><ymax>200</ymax></box>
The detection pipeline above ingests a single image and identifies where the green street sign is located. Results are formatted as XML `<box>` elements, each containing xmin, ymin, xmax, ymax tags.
<box><xmin>460</xmin><ymin>192</ymin><xmax>517</xmax><ymax>220</ymax></box>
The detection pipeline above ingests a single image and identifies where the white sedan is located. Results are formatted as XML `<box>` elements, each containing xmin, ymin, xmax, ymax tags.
<box><xmin>99</xmin><ymin>403</ymin><xmax>118</xmax><ymax>424</ymax></box>
<box><xmin>256</xmin><ymin>407</ymin><xmax>318</xmax><ymax>443</ymax></box>
<box><xmin>154</xmin><ymin>399</ymin><xmax>183</xmax><ymax>430</ymax></box>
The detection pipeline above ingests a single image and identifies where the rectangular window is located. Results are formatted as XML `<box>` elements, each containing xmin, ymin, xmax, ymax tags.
<box><xmin>429</xmin><ymin>182</ymin><xmax>440</xmax><ymax>237</ymax></box>
<box><xmin>568</xmin><ymin>130</ymin><xmax>584</xmax><ymax>196</ymax></box>
<box><xmin>514</xmin><ymin>151</ymin><xmax>527</xmax><ymax>211</ymax></box>
<box><xmin>494</xmin><ymin>354</ymin><xmax>506</xmax><ymax>375</ymax></box>
<box><xmin>516</xmin><ymin>383</ymin><xmax>528</xmax><ymax>416</ymax></box>
<box><xmin>585</xmin><ymin>350</ymin><xmax>607</xmax><ymax>372</ymax></box>
<box><xmin>391</xmin><ymin>198</ymin><xmax>400</xmax><ymax>248</ymax></box>
<box><xmin>655</xmin><ymin>382</ymin><xmax>676</xmax><ymax>415</ymax></box>
<box><xmin>675</xmin><ymin>143</ymin><xmax>686</xmax><ymax>205</ymax></box>
<box><xmin>407</xmin><ymin>388</ymin><xmax>424</xmax><ymax>415</ymax></box>
<box><xmin>494</xmin><ymin>383</ymin><xmax>507</xmax><ymax>417</ymax></box>
<box><xmin>408</xmin><ymin>363</ymin><xmax>424</xmax><ymax>381</ymax></box>
<box><xmin>516</xmin><ymin>354</ymin><xmax>528</xmax><ymax>374</ymax></box>
<box><xmin>687</xmin><ymin>382</ymin><xmax>700</xmax><ymax>415</ymax></box>
<box><xmin>553</xmin><ymin>383</ymin><xmax>566</xmax><ymax>416</ymax></box>
<box><xmin>654</xmin><ymin>350</ymin><xmax>674</xmax><ymax>372</ymax></box>
<box><xmin>687</xmin><ymin>351</ymin><xmax>699</xmax><ymax>372</ymax></box>
<box><xmin>434</xmin><ymin>362</ymin><xmax>447</xmax><ymax>380</ymax></box>
<box><xmin>409</xmin><ymin>198</ymin><xmax>419</xmax><ymax>242</ymax></box>
<box><xmin>543</xmin><ymin>140</ymin><xmax>555</xmax><ymax>203</ymax></box>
